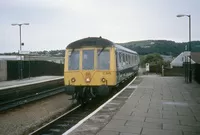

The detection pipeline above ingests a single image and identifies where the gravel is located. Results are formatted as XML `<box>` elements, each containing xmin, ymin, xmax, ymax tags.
<box><xmin>0</xmin><ymin>93</ymin><xmax>72</xmax><ymax>135</ymax></box>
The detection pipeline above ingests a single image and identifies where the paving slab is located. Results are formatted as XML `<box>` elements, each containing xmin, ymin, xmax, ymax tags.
<box><xmin>141</xmin><ymin>128</ymin><xmax>182</xmax><ymax>135</ymax></box>
<box><xmin>98</xmin><ymin>75</ymin><xmax>200</xmax><ymax>135</ymax></box>
<box><xmin>97</xmin><ymin>130</ymin><xmax>119</xmax><ymax>135</ymax></box>
<box><xmin>69</xmin><ymin>75</ymin><xmax>200</xmax><ymax>135</ymax></box>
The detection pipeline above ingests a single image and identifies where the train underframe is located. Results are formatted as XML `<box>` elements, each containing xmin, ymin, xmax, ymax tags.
<box><xmin>65</xmin><ymin>85</ymin><xmax>112</xmax><ymax>104</ymax></box>
<box><xmin>65</xmin><ymin>71</ymin><xmax>138</xmax><ymax>104</ymax></box>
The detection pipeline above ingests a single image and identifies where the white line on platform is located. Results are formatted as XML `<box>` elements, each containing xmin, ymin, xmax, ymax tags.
<box><xmin>128</xmin><ymin>85</ymin><xmax>138</xmax><ymax>99</ymax></box>
<box><xmin>62</xmin><ymin>76</ymin><xmax>137</xmax><ymax>135</ymax></box>
<box><xmin>0</xmin><ymin>77</ymin><xmax>64</xmax><ymax>90</ymax></box>
<box><xmin>127</xmin><ymin>85</ymin><xmax>138</xmax><ymax>89</ymax></box>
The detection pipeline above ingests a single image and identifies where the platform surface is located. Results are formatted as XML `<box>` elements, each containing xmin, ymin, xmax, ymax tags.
<box><xmin>0</xmin><ymin>76</ymin><xmax>63</xmax><ymax>90</ymax></box>
<box><xmin>68</xmin><ymin>75</ymin><xmax>200</xmax><ymax>135</ymax></box>
<box><xmin>97</xmin><ymin>75</ymin><xmax>200</xmax><ymax>135</ymax></box>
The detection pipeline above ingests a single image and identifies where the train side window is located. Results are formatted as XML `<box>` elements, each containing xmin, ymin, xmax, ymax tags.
<box><xmin>127</xmin><ymin>55</ymin><xmax>129</xmax><ymax>64</ymax></box>
<box><xmin>68</xmin><ymin>50</ymin><xmax>80</xmax><ymax>70</ymax></box>
<box><xmin>128</xmin><ymin>55</ymin><xmax>131</xmax><ymax>64</ymax></box>
<box><xmin>124</xmin><ymin>54</ymin><xmax>126</xmax><ymax>63</ymax></box>
<box><xmin>126</xmin><ymin>54</ymin><xmax>128</xmax><ymax>63</ymax></box>
<box><xmin>124</xmin><ymin>53</ymin><xmax>126</xmax><ymax>63</ymax></box>
<box><xmin>132</xmin><ymin>55</ymin><xmax>135</xmax><ymax>65</ymax></box>
<box><xmin>116</xmin><ymin>52</ymin><xmax>118</xmax><ymax>61</ymax></box>
<box><xmin>135</xmin><ymin>55</ymin><xmax>137</xmax><ymax>64</ymax></box>
<box><xmin>120</xmin><ymin>53</ymin><xmax>123</xmax><ymax>63</ymax></box>
<box><xmin>126</xmin><ymin>54</ymin><xmax>128</xmax><ymax>64</ymax></box>
<box><xmin>136</xmin><ymin>55</ymin><xmax>138</xmax><ymax>62</ymax></box>
<box><xmin>118</xmin><ymin>52</ymin><xmax>121</xmax><ymax>63</ymax></box>
<box><xmin>127</xmin><ymin>54</ymin><xmax>129</xmax><ymax>64</ymax></box>
<box><xmin>123</xmin><ymin>53</ymin><xmax>125</xmax><ymax>62</ymax></box>
<box><xmin>135</xmin><ymin>55</ymin><xmax>137</xmax><ymax>63</ymax></box>
<box><xmin>131</xmin><ymin>55</ymin><xmax>133</xmax><ymax>65</ymax></box>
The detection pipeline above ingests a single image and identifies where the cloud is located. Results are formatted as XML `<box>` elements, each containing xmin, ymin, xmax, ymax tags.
<box><xmin>0</xmin><ymin>0</ymin><xmax>200</xmax><ymax>53</ymax></box>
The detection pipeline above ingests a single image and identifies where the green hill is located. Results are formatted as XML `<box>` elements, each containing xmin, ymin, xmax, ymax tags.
<box><xmin>119</xmin><ymin>40</ymin><xmax>200</xmax><ymax>56</ymax></box>
<box><xmin>2</xmin><ymin>40</ymin><xmax>200</xmax><ymax>57</ymax></box>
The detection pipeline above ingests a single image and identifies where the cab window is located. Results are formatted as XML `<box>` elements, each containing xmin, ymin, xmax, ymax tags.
<box><xmin>82</xmin><ymin>50</ymin><xmax>94</xmax><ymax>70</ymax></box>
<box><xmin>68</xmin><ymin>50</ymin><xmax>79</xmax><ymax>70</ymax></box>
<box><xmin>97</xmin><ymin>49</ymin><xmax>110</xmax><ymax>70</ymax></box>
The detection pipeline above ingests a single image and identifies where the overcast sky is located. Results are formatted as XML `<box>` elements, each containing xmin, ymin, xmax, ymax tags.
<box><xmin>0</xmin><ymin>0</ymin><xmax>200</xmax><ymax>53</ymax></box>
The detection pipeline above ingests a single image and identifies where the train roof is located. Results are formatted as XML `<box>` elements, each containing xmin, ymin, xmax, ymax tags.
<box><xmin>66</xmin><ymin>37</ymin><xmax>138</xmax><ymax>54</ymax></box>
<box><xmin>115</xmin><ymin>44</ymin><xmax>138</xmax><ymax>54</ymax></box>
<box><xmin>66</xmin><ymin>37</ymin><xmax>115</xmax><ymax>49</ymax></box>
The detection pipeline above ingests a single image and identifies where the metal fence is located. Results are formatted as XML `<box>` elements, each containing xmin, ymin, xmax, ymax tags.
<box><xmin>194</xmin><ymin>64</ymin><xmax>200</xmax><ymax>84</ymax></box>
<box><xmin>7</xmin><ymin>60</ymin><xmax>64</xmax><ymax>80</ymax></box>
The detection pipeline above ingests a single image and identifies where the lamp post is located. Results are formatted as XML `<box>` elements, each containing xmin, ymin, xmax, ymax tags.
<box><xmin>11</xmin><ymin>23</ymin><xmax>29</xmax><ymax>79</ymax></box>
<box><xmin>176</xmin><ymin>14</ymin><xmax>192</xmax><ymax>83</ymax></box>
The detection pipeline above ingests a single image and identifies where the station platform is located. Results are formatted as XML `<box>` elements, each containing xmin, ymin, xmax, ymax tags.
<box><xmin>69</xmin><ymin>75</ymin><xmax>200</xmax><ymax>135</ymax></box>
<box><xmin>0</xmin><ymin>76</ymin><xmax>63</xmax><ymax>90</ymax></box>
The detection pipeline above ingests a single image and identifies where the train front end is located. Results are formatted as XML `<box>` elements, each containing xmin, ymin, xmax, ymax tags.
<box><xmin>64</xmin><ymin>38</ymin><xmax>117</xmax><ymax>102</ymax></box>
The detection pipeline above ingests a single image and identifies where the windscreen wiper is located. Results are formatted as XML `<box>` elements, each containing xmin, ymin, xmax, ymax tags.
<box><xmin>98</xmin><ymin>47</ymin><xmax>105</xmax><ymax>56</ymax></box>
<box><xmin>70</xmin><ymin>48</ymin><xmax>75</xmax><ymax>57</ymax></box>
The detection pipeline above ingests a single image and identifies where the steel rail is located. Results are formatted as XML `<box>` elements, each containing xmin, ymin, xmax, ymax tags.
<box><xmin>29</xmin><ymin>76</ymin><xmax>136</xmax><ymax>135</ymax></box>
<box><xmin>0</xmin><ymin>86</ymin><xmax>66</xmax><ymax>111</ymax></box>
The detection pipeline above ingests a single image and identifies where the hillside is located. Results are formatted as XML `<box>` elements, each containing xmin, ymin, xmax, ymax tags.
<box><xmin>120</xmin><ymin>40</ymin><xmax>200</xmax><ymax>56</ymax></box>
<box><xmin>2</xmin><ymin>40</ymin><xmax>200</xmax><ymax>57</ymax></box>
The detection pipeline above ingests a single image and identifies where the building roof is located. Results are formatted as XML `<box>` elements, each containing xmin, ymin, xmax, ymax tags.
<box><xmin>0</xmin><ymin>55</ymin><xmax>22</xmax><ymax>60</ymax></box>
<box><xmin>115</xmin><ymin>44</ymin><xmax>137</xmax><ymax>54</ymax></box>
<box><xmin>170</xmin><ymin>51</ymin><xmax>195</xmax><ymax>67</ymax></box>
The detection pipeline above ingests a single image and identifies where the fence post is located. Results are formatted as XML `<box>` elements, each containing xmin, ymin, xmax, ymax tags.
<box><xmin>162</xmin><ymin>65</ymin><xmax>164</xmax><ymax>76</ymax></box>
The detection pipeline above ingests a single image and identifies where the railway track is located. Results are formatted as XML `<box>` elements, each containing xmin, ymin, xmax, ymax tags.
<box><xmin>29</xmin><ymin>98</ymin><xmax>106</xmax><ymax>135</ymax></box>
<box><xmin>29</xmin><ymin>76</ymin><xmax>136</xmax><ymax>135</ymax></box>
<box><xmin>0</xmin><ymin>86</ymin><xmax>66</xmax><ymax>111</ymax></box>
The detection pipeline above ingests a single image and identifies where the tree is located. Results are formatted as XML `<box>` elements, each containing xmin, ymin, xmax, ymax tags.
<box><xmin>141</xmin><ymin>53</ymin><xmax>164</xmax><ymax>66</ymax></box>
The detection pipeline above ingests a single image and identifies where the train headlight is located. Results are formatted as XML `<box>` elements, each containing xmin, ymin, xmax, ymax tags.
<box><xmin>85</xmin><ymin>78</ymin><xmax>91</xmax><ymax>83</ymax></box>
<box><xmin>101</xmin><ymin>78</ymin><xmax>106</xmax><ymax>83</ymax></box>
<box><xmin>71</xmin><ymin>78</ymin><xmax>76</xmax><ymax>83</ymax></box>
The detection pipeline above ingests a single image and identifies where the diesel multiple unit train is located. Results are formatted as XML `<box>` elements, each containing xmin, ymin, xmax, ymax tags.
<box><xmin>64</xmin><ymin>37</ymin><xmax>140</xmax><ymax>103</ymax></box>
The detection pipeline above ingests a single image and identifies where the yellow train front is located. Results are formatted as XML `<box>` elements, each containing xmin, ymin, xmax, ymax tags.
<box><xmin>64</xmin><ymin>37</ymin><xmax>139</xmax><ymax>103</ymax></box>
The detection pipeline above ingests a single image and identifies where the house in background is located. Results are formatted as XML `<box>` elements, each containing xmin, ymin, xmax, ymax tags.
<box><xmin>170</xmin><ymin>51</ymin><xmax>196</xmax><ymax>68</ymax></box>
<box><xmin>0</xmin><ymin>55</ymin><xmax>64</xmax><ymax>64</ymax></box>
<box><xmin>23</xmin><ymin>55</ymin><xmax>64</xmax><ymax>64</ymax></box>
